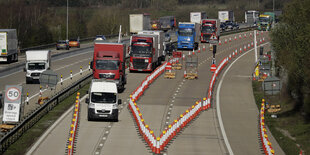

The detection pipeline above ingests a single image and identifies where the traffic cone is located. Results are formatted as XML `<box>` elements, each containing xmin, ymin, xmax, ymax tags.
<box><xmin>203</xmin><ymin>45</ymin><xmax>206</xmax><ymax>51</ymax></box>
<box><xmin>248</xmin><ymin>43</ymin><xmax>250</xmax><ymax>49</ymax></box>
<box><xmin>198</xmin><ymin>47</ymin><xmax>201</xmax><ymax>53</ymax></box>
<box><xmin>244</xmin><ymin>45</ymin><xmax>246</xmax><ymax>51</ymax></box>
<box><xmin>263</xmin><ymin>37</ymin><xmax>265</xmax><ymax>42</ymax></box>
<box><xmin>219</xmin><ymin>40</ymin><xmax>222</xmax><ymax>45</ymax></box>
<box><xmin>232</xmin><ymin>51</ymin><xmax>235</xmax><ymax>57</ymax></box>
<box><xmin>229</xmin><ymin>54</ymin><xmax>232</xmax><ymax>60</ymax></box>
<box><xmin>250</xmin><ymin>33</ymin><xmax>252</xmax><ymax>37</ymax></box>
<box><xmin>244</xmin><ymin>33</ymin><xmax>247</xmax><ymax>38</ymax></box>
<box><xmin>192</xmin><ymin>49</ymin><xmax>195</xmax><ymax>55</ymax></box>
<box><xmin>225</xmin><ymin>39</ymin><xmax>227</xmax><ymax>44</ymax></box>
<box><xmin>184</xmin><ymin>70</ymin><xmax>186</xmax><ymax>78</ymax></box>
<box><xmin>239</xmin><ymin>34</ymin><xmax>242</xmax><ymax>39</ymax></box>
<box><xmin>240</xmin><ymin>47</ymin><xmax>242</xmax><ymax>53</ymax></box>
<box><xmin>251</xmin><ymin>42</ymin><xmax>254</xmax><ymax>47</ymax></box>
<box><xmin>234</xmin><ymin>36</ymin><xmax>237</xmax><ymax>40</ymax></box>
<box><xmin>229</xmin><ymin>37</ymin><xmax>231</xmax><ymax>42</ymax></box>
<box><xmin>183</xmin><ymin>54</ymin><xmax>185</xmax><ymax>60</ymax></box>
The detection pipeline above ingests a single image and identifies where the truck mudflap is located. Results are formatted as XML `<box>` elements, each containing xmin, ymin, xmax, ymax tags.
<box><xmin>88</xmin><ymin>108</ymin><xmax>118</xmax><ymax>121</ymax></box>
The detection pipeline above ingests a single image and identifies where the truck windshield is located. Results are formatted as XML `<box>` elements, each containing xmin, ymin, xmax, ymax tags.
<box><xmin>96</xmin><ymin>60</ymin><xmax>119</xmax><ymax>70</ymax></box>
<box><xmin>201</xmin><ymin>26</ymin><xmax>214</xmax><ymax>33</ymax></box>
<box><xmin>131</xmin><ymin>44</ymin><xmax>152</xmax><ymax>55</ymax></box>
<box><xmin>28</xmin><ymin>63</ymin><xmax>45</xmax><ymax>70</ymax></box>
<box><xmin>178</xmin><ymin>28</ymin><xmax>193</xmax><ymax>36</ymax></box>
<box><xmin>91</xmin><ymin>92</ymin><xmax>116</xmax><ymax>103</ymax></box>
<box><xmin>259</xmin><ymin>17</ymin><xmax>270</xmax><ymax>22</ymax></box>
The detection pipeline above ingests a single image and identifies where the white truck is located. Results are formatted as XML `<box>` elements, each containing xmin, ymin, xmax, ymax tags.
<box><xmin>129</xmin><ymin>14</ymin><xmax>151</xmax><ymax>34</ymax></box>
<box><xmin>0</xmin><ymin>29</ymin><xmax>18</xmax><ymax>63</ymax></box>
<box><xmin>137</xmin><ymin>30</ymin><xmax>165</xmax><ymax>62</ymax></box>
<box><xmin>190</xmin><ymin>12</ymin><xmax>207</xmax><ymax>24</ymax></box>
<box><xmin>218</xmin><ymin>11</ymin><xmax>235</xmax><ymax>23</ymax></box>
<box><xmin>245</xmin><ymin>10</ymin><xmax>259</xmax><ymax>26</ymax></box>
<box><xmin>86</xmin><ymin>79</ymin><xmax>121</xmax><ymax>121</ymax></box>
<box><xmin>24</xmin><ymin>50</ymin><xmax>51</xmax><ymax>84</ymax></box>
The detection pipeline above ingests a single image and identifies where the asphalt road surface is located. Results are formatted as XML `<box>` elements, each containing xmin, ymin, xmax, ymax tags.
<box><xmin>24</xmin><ymin>31</ymin><xmax>284</xmax><ymax>155</ymax></box>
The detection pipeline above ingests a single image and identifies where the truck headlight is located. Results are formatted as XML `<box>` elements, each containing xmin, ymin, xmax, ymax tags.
<box><xmin>89</xmin><ymin>103</ymin><xmax>95</xmax><ymax>108</ymax></box>
<box><xmin>187</xmin><ymin>38</ymin><xmax>190</xmax><ymax>41</ymax></box>
<box><xmin>112</xmin><ymin>104</ymin><xmax>118</xmax><ymax>109</ymax></box>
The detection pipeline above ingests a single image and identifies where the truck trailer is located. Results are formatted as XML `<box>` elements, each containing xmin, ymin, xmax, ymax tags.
<box><xmin>0</xmin><ymin>29</ymin><xmax>18</xmax><ymax>63</ymax></box>
<box><xmin>200</xmin><ymin>19</ymin><xmax>220</xmax><ymax>43</ymax></box>
<box><xmin>91</xmin><ymin>42</ymin><xmax>127</xmax><ymax>91</ymax></box>
<box><xmin>190</xmin><ymin>12</ymin><xmax>207</xmax><ymax>24</ymax></box>
<box><xmin>218</xmin><ymin>11</ymin><xmax>234</xmax><ymax>23</ymax></box>
<box><xmin>129</xmin><ymin>32</ymin><xmax>162</xmax><ymax>72</ymax></box>
<box><xmin>245</xmin><ymin>10</ymin><xmax>259</xmax><ymax>26</ymax></box>
<box><xmin>24</xmin><ymin>50</ymin><xmax>51</xmax><ymax>84</ymax></box>
<box><xmin>177</xmin><ymin>22</ymin><xmax>200</xmax><ymax>50</ymax></box>
<box><xmin>129</xmin><ymin>14</ymin><xmax>151</xmax><ymax>34</ymax></box>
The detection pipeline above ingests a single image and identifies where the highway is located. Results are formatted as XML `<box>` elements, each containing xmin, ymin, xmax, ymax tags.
<box><xmin>22</xmin><ymin>30</ymin><xmax>281</xmax><ymax>155</ymax></box>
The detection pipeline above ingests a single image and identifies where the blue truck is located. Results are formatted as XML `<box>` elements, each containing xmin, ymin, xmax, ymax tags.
<box><xmin>177</xmin><ymin>22</ymin><xmax>200</xmax><ymax>50</ymax></box>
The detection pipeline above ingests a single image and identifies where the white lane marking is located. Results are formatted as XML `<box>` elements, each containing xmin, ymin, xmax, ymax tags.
<box><xmin>54</xmin><ymin>58</ymin><xmax>91</xmax><ymax>71</ymax></box>
<box><xmin>216</xmin><ymin>42</ymin><xmax>270</xmax><ymax>155</ymax></box>
<box><xmin>26</xmin><ymin>94</ymin><xmax>87</xmax><ymax>155</ymax></box>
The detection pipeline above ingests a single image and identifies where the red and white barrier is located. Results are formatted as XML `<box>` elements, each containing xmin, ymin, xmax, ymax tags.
<box><xmin>67</xmin><ymin>92</ymin><xmax>81</xmax><ymax>155</ymax></box>
<box><xmin>259</xmin><ymin>99</ymin><xmax>275</xmax><ymax>155</ymax></box>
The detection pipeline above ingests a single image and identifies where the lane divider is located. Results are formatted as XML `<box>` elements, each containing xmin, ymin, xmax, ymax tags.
<box><xmin>127</xmin><ymin>31</ymin><xmax>270</xmax><ymax>154</ymax></box>
<box><xmin>260</xmin><ymin>99</ymin><xmax>275</xmax><ymax>155</ymax></box>
<box><xmin>66</xmin><ymin>92</ymin><xmax>81</xmax><ymax>155</ymax></box>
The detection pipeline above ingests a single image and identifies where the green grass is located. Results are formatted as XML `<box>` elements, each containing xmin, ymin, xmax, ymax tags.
<box><xmin>252</xmin><ymin>80</ymin><xmax>310</xmax><ymax>154</ymax></box>
<box><xmin>4</xmin><ymin>83</ymin><xmax>90</xmax><ymax>155</ymax></box>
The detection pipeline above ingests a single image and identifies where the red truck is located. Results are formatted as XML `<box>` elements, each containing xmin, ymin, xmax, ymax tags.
<box><xmin>129</xmin><ymin>31</ymin><xmax>164</xmax><ymax>72</ymax></box>
<box><xmin>200</xmin><ymin>19</ymin><xmax>220</xmax><ymax>43</ymax></box>
<box><xmin>91</xmin><ymin>42</ymin><xmax>127</xmax><ymax>90</ymax></box>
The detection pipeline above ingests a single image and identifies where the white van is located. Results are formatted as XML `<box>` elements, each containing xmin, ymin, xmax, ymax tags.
<box><xmin>24</xmin><ymin>50</ymin><xmax>51</xmax><ymax>84</ymax></box>
<box><xmin>86</xmin><ymin>79</ymin><xmax>121</xmax><ymax>121</ymax></box>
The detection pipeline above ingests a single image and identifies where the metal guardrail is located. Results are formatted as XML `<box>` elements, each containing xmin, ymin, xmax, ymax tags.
<box><xmin>19</xmin><ymin>34</ymin><xmax>119</xmax><ymax>53</ymax></box>
<box><xmin>0</xmin><ymin>73</ymin><xmax>92</xmax><ymax>153</ymax></box>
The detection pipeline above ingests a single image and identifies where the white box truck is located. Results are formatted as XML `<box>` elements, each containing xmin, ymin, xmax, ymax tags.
<box><xmin>86</xmin><ymin>79</ymin><xmax>121</xmax><ymax>121</ymax></box>
<box><xmin>218</xmin><ymin>11</ymin><xmax>235</xmax><ymax>23</ymax></box>
<box><xmin>129</xmin><ymin>14</ymin><xmax>151</xmax><ymax>34</ymax></box>
<box><xmin>0</xmin><ymin>29</ymin><xmax>18</xmax><ymax>63</ymax></box>
<box><xmin>24</xmin><ymin>50</ymin><xmax>51</xmax><ymax>84</ymax></box>
<box><xmin>245</xmin><ymin>10</ymin><xmax>259</xmax><ymax>26</ymax></box>
<box><xmin>137</xmin><ymin>30</ymin><xmax>165</xmax><ymax>61</ymax></box>
<box><xmin>190</xmin><ymin>12</ymin><xmax>207</xmax><ymax>24</ymax></box>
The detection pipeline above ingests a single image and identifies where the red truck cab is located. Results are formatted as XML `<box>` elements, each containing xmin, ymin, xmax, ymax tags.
<box><xmin>91</xmin><ymin>42</ymin><xmax>127</xmax><ymax>90</ymax></box>
<box><xmin>201</xmin><ymin>19</ymin><xmax>220</xmax><ymax>43</ymax></box>
<box><xmin>129</xmin><ymin>36</ymin><xmax>157</xmax><ymax>72</ymax></box>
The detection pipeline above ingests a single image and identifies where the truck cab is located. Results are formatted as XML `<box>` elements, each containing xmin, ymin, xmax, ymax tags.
<box><xmin>200</xmin><ymin>19</ymin><xmax>219</xmax><ymax>43</ymax></box>
<box><xmin>177</xmin><ymin>22</ymin><xmax>199</xmax><ymax>50</ymax></box>
<box><xmin>91</xmin><ymin>42</ymin><xmax>126</xmax><ymax>91</ymax></box>
<box><xmin>86</xmin><ymin>79</ymin><xmax>121</xmax><ymax>121</ymax></box>
<box><xmin>24</xmin><ymin>50</ymin><xmax>51</xmax><ymax>84</ymax></box>
<box><xmin>258</xmin><ymin>14</ymin><xmax>272</xmax><ymax>31</ymax></box>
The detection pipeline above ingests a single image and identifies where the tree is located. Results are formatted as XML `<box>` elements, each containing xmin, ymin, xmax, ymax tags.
<box><xmin>271</xmin><ymin>0</ymin><xmax>310</xmax><ymax>117</ymax></box>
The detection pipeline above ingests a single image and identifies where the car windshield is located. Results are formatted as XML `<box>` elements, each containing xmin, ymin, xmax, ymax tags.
<box><xmin>178</xmin><ymin>28</ymin><xmax>193</xmax><ymax>36</ymax></box>
<box><xmin>131</xmin><ymin>43</ymin><xmax>152</xmax><ymax>55</ymax></box>
<box><xmin>58</xmin><ymin>41</ymin><xmax>66</xmax><ymax>44</ymax></box>
<box><xmin>91</xmin><ymin>92</ymin><xmax>116</xmax><ymax>103</ymax></box>
<box><xmin>28</xmin><ymin>63</ymin><xmax>45</xmax><ymax>70</ymax></box>
<box><xmin>96</xmin><ymin>60</ymin><xmax>119</xmax><ymax>70</ymax></box>
<box><xmin>201</xmin><ymin>26</ymin><xmax>214</xmax><ymax>33</ymax></box>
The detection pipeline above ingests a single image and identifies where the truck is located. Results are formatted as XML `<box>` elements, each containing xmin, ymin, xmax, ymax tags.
<box><xmin>177</xmin><ymin>22</ymin><xmax>200</xmax><ymax>50</ymax></box>
<box><xmin>200</xmin><ymin>19</ymin><xmax>220</xmax><ymax>43</ymax></box>
<box><xmin>0</xmin><ymin>29</ymin><xmax>18</xmax><ymax>63</ymax></box>
<box><xmin>190</xmin><ymin>12</ymin><xmax>207</xmax><ymax>24</ymax></box>
<box><xmin>159</xmin><ymin>16</ymin><xmax>176</xmax><ymax>31</ymax></box>
<box><xmin>24</xmin><ymin>50</ymin><xmax>51</xmax><ymax>84</ymax></box>
<box><xmin>129</xmin><ymin>14</ymin><xmax>151</xmax><ymax>34</ymax></box>
<box><xmin>86</xmin><ymin>79</ymin><xmax>121</xmax><ymax>121</ymax></box>
<box><xmin>218</xmin><ymin>11</ymin><xmax>234</xmax><ymax>23</ymax></box>
<box><xmin>129</xmin><ymin>31</ymin><xmax>164</xmax><ymax>72</ymax></box>
<box><xmin>245</xmin><ymin>10</ymin><xmax>259</xmax><ymax>27</ymax></box>
<box><xmin>257</xmin><ymin>14</ymin><xmax>272</xmax><ymax>31</ymax></box>
<box><xmin>91</xmin><ymin>42</ymin><xmax>127</xmax><ymax>91</ymax></box>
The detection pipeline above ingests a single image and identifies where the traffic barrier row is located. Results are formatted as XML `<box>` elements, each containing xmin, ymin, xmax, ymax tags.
<box><xmin>219</xmin><ymin>31</ymin><xmax>268</xmax><ymax>46</ymax></box>
<box><xmin>128</xmin><ymin>33</ymin><xmax>269</xmax><ymax>154</ymax></box>
<box><xmin>259</xmin><ymin>99</ymin><xmax>275</xmax><ymax>155</ymax></box>
<box><xmin>66</xmin><ymin>92</ymin><xmax>81</xmax><ymax>155</ymax></box>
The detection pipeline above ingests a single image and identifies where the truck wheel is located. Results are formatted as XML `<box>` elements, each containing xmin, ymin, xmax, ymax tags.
<box><xmin>194</xmin><ymin>43</ymin><xmax>198</xmax><ymax>50</ymax></box>
<box><xmin>26</xmin><ymin>78</ymin><xmax>31</xmax><ymax>84</ymax></box>
<box><xmin>87</xmin><ymin>114</ymin><xmax>93</xmax><ymax>121</ymax></box>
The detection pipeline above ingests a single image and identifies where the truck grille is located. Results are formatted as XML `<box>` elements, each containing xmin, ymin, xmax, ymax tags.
<box><xmin>133</xmin><ymin>59</ymin><xmax>148</xmax><ymax>69</ymax></box>
<box><xmin>99</xmin><ymin>73</ymin><xmax>115</xmax><ymax>79</ymax></box>
<box><xmin>203</xmin><ymin>34</ymin><xmax>211</xmax><ymax>41</ymax></box>
<box><xmin>96</xmin><ymin>109</ymin><xmax>111</xmax><ymax>114</ymax></box>
<box><xmin>31</xmin><ymin>73</ymin><xmax>41</xmax><ymax>77</ymax></box>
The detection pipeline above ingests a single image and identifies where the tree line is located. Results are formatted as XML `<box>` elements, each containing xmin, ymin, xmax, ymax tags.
<box><xmin>271</xmin><ymin>0</ymin><xmax>310</xmax><ymax>119</ymax></box>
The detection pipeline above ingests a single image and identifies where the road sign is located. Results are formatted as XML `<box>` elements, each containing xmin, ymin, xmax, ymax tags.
<box><xmin>40</xmin><ymin>70</ymin><xmax>58</xmax><ymax>88</ymax></box>
<box><xmin>3</xmin><ymin>85</ymin><xmax>22</xmax><ymax>123</ymax></box>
